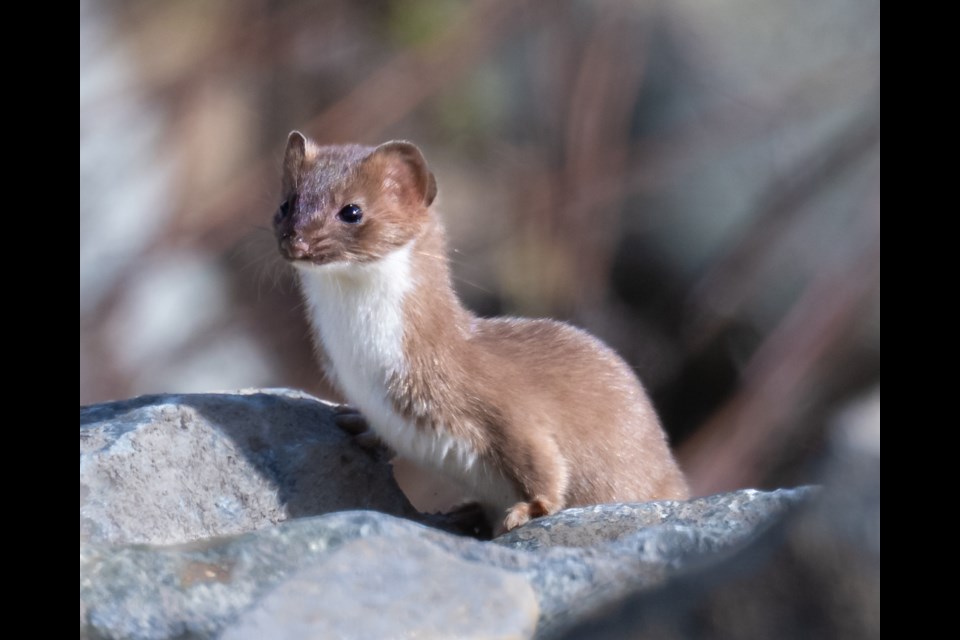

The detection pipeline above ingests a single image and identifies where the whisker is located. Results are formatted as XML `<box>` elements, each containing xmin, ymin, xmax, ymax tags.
<box><xmin>450</xmin><ymin>275</ymin><xmax>494</xmax><ymax>295</ymax></box>
<box><xmin>410</xmin><ymin>249</ymin><xmax>494</xmax><ymax>294</ymax></box>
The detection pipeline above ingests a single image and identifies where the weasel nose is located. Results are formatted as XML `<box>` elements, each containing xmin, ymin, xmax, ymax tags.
<box><xmin>280</xmin><ymin>235</ymin><xmax>310</xmax><ymax>260</ymax></box>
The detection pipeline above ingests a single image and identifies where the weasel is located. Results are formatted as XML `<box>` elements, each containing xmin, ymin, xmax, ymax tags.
<box><xmin>274</xmin><ymin>132</ymin><xmax>689</xmax><ymax>533</ymax></box>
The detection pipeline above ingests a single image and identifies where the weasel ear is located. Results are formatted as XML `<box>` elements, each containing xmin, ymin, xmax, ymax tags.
<box><xmin>283</xmin><ymin>131</ymin><xmax>311</xmax><ymax>194</ymax></box>
<box><xmin>372</xmin><ymin>140</ymin><xmax>437</xmax><ymax>207</ymax></box>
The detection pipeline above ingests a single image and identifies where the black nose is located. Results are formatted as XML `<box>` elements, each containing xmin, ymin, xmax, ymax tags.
<box><xmin>279</xmin><ymin>235</ymin><xmax>310</xmax><ymax>260</ymax></box>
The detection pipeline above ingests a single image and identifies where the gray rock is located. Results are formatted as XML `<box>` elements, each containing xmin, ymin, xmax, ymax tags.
<box><xmin>496</xmin><ymin>489</ymin><xmax>813</xmax><ymax>552</ymax></box>
<box><xmin>222</xmin><ymin>535</ymin><xmax>539</xmax><ymax>640</ymax></box>
<box><xmin>507</xmin><ymin>489</ymin><xmax>813</xmax><ymax>636</ymax></box>
<box><xmin>80</xmin><ymin>390</ymin><xmax>414</xmax><ymax>546</ymax></box>
<box><xmin>79</xmin><ymin>390</ymin><xmax>820</xmax><ymax>639</ymax></box>
<box><xmin>81</xmin><ymin>512</ymin><xmax>391</xmax><ymax>640</ymax></box>
<box><xmin>81</xmin><ymin>512</ymin><xmax>527</xmax><ymax>640</ymax></box>
<box><xmin>80</xmin><ymin>494</ymin><xmax>812</xmax><ymax>639</ymax></box>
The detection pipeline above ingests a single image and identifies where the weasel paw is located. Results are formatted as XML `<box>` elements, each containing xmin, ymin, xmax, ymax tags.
<box><xmin>332</xmin><ymin>404</ymin><xmax>367</xmax><ymax>435</ymax></box>
<box><xmin>500</xmin><ymin>499</ymin><xmax>551</xmax><ymax>534</ymax></box>
<box><xmin>352</xmin><ymin>430</ymin><xmax>384</xmax><ymax>450</ymax></box>
<box><xmin>331</xmin><ymin>405</ymin><xmax>387</xmax><ymax>453</ymax></box>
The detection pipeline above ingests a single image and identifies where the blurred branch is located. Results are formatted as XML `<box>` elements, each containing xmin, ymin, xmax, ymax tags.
<box><xmin>524</xmin><ymin>64</ymin><xmax>881</xmax><ymax>272</ymax></box>
<box><xmin>502</xmin><ymin>4</ymin><xmax>653</xmax><ymax>313</ymax></box>
<box><xmin>683</xmin><ymin>95</ymin><xmax>881</xmax><ymax>351</ymax></box>
<box><xmin>558</xmin><ymin>5</ymin><xmax>651</xmax><ymax>308</ymax></box>
<box><xmin>303</xmin><ymin>0</ymin><xmax>529</xmax><ymax>140</ymax></box>
<box><xmin>83</xmin><ymin>1</ymin><xmax>313</xmax><ymax>118</ymax></box>
<box><xmin>677</xmin><ymin>190</ymin><xmax>879</xmax><ymax>494</ymax></box>
<box><xmin>167</xmin><ymin>0</ymin><xmax>539</xmax><ymax>252</ymax></box>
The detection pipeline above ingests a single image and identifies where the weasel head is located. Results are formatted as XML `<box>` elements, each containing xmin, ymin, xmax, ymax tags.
<box><xmin>273</xmin><ymin>132</ymin><xmax>437</xmax><ymax>269</ymax></box>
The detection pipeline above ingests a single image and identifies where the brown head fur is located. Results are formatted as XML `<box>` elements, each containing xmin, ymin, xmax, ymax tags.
<box><xmin>275</xmin><ymin>132</ymin><xmax>437</xmax><ymax>265</ymax></box>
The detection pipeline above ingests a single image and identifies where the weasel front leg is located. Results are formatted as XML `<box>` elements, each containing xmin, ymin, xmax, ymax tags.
<box><xmin>498</xmin><ymin>437</ymin><xmax>569</xmax><ymax>534</ymax></box>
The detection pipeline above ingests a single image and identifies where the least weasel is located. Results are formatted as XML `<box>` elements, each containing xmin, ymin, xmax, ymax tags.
<box><xmin>273</xmin><ymin>132</ymin><xmax>689</xmax><ymax>533</ymax></box>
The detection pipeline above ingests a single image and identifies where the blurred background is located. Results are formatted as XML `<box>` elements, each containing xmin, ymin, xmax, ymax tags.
<box><xmin>79</xmin><ymin>0</ymin><xmax>880</xmax><ymax>496</ymax></box>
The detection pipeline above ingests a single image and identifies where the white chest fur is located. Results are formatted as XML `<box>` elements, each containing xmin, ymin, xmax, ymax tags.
<box><xmin>298</xmin><ymin>244</ymin><xmax>413</xmax><ymax>407</ymax></box>
<box><xmin>295</xmin><ymin>245</ymin><xmax>514</xmax><ymax>509</ymax></box>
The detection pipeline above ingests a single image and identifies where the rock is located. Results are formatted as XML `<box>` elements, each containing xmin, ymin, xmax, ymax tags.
<box><xmin>495</xmin><ymin>489</ymin><xmax>812</xmax><ymax>552</ymax></box>
<box><xmin>80</xmin><ymin>497</ymin><xmax>811</xmax><ymax>639</ymax></box>
<box><xmin>506</xmin><ymin>490</ymin><xmax>813</xmax><ymax>637</ymax></box>
<box><xmin>80</xmin><ymin>390</ymin><xmax>415</xmax><ymax>546</ymax></box>
<box><xmin>222</xmin><ymin>534</ymin><xmax>539</xmax><ymax>640</ymax></box>
<box><xmin>79</xmin><ymin>390</ymin><xmax>826</xmax><ymax>639</ymax></box>
<box><xmin>81</xmin><ymin>512</ymin><xmax>537</xmax><ymax>640</ymax></box>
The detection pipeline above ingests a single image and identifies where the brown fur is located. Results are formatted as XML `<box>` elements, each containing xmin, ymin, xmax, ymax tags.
<box><xmin>275</xmin><ymin>132</ymin><xmax>689</xmax><ymax>532</ymax></box>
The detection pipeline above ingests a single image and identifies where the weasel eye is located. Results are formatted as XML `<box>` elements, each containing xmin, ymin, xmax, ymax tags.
<box><xmin>337</xmin><ymin>203</ymin><xmax>363</xmax><ymax>224</ymax></box>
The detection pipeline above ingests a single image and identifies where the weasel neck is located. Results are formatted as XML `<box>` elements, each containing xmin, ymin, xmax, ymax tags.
<box><xmin>296</xmin><ymin>218</ymin><xmax>471</xmax><ymax>400</ymax></box>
